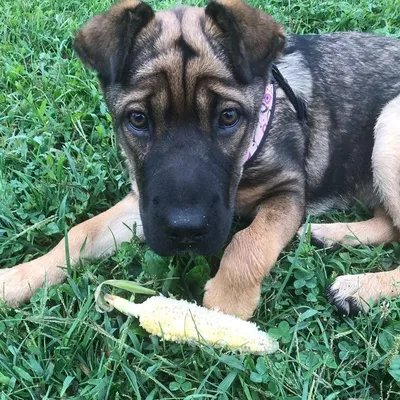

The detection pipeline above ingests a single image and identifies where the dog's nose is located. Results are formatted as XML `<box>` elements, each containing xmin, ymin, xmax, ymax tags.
<box><xmin>164</xmin><ymin>212</ymin><xmax>209</xmax><ymax>245</ymax></box>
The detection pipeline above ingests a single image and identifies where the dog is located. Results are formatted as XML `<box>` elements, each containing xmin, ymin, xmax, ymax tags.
<box><xmin>1</xmin><ymin>0</ymin><xmax>399</xmax><ymax>319</ymax></box>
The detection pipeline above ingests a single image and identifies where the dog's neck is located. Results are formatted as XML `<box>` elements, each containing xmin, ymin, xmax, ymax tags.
<box><xmin>242</xmin><ymin>66</ymin><xmax>307</xmax><ymax>166</ymax></box>
<box><xmin>242</xmin><ymin>82</ymin><xmax>276</xmax><ymax>164</ymax></box>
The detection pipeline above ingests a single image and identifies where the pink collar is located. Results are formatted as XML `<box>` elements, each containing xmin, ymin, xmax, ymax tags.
<box><xmin>242</xmin><ymin>82</ymin><xmax>276</xmax><ymax>165</ymax></box>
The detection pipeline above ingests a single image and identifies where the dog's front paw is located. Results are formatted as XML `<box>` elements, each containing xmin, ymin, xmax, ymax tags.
<box><xmin>0</xmin><ymin>263</ymin><xmax>50</xmax><ymax>307</ymax></box>
<box><xmin>0</xmin><ymin>264</ymin><xmax>37</xmax><ymax>307</ymax></box>
<box><xmin>0</xmin><ymin>262</ymin><xmax>66</xmax><ymax>307</ymax></box>
<box><xmin>203</xmin><ymin>276</ymin><xmax>261</xmax><ymax>320</ymax></box>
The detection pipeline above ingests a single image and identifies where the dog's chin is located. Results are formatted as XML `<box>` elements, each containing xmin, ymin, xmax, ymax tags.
<box><xmin>144</xmin><ymin>233</ymin><xmax>228</xmax><ymax>257</ymax></box>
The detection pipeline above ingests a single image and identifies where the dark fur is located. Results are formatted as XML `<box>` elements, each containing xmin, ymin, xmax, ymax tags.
<box><xmin>239</xmin><ymin>32</ymin><xmax>400</xmax><ymax>215</ymax></box>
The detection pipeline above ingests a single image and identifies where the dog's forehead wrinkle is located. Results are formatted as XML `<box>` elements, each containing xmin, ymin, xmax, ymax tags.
<box><xmin>108</xmin><ymin>6</ymin><xmax>266</xmax><ymax>136</ymax></box>
<box><xmin>106</xmin><ymin>84</ymin><xmax>153</xmax><ymax>115</ymax></box>
<box><xmin>180</xmin><ymin>6</ymin><xmax>237</xmax><ymax>99</ymax></box>
<box><xmin>180</xmin><ymin>7</ymin><xmax>208</xmax><ymax>54</ymax></box>
<box><xmin>207</xmin><ymin>81</ymin><xmax>259</xmax><ymax>108</ymax></box>
<box><xmin>155</xmin><ymin>10</ymin><xmax>182</xmax><ymax>50</ymax></box>
<box><xmin>121</xmin><ymin>6</ymin><xmax>248</xmax><ymax>116</ymax></box>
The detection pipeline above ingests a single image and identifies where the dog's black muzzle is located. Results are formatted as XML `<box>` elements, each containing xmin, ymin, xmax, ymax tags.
<box><xmin>139</xmin><ymin>131</ymin><xmax>234</xmax><ymax>256</ymax></box>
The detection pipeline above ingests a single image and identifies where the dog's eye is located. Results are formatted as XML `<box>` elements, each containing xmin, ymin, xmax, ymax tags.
<box><xmin>218</xmin><ymin>109</ymin><xmax>240</xmax><ymax>128</ymax></box>
<box><xmin>128</xmin><ymin>112</ymin><xmax>148</xmax><ymax>131</ymax></box>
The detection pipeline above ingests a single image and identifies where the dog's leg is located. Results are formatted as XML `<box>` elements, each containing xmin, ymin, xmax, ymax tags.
<box><xmin>303</xmin><ymin>95</ymin><xmax>400</xmax><ymax>248</ymax></box>
<box><xmin>327</xmin><ymin>268</ymin><xmax>400</xmax><ymax>315</ymax></box>
<box><xmin>0</xmin><ymin>193</ymin><xmax>142</xmax><ymax>306</ymax></box>
<box><xmin>298</xmin><ymin>208</ymin><xmax>400</xmax><ymax>247</ymax></box>
<box><xmin>203</xmin><ymin>192</ymin><xmax>304</xmax><ymax>320</ymax></box>
<box><xmin>317</xmin><ymin>96</ymin><xmax>400</xmax><ymax>315</ymax></box>
<box><xmin>300</xmin><ymin>212</ymin><xmax>400</xmax><ymax>315</ymax></box>
<box><xmin>372</xmin><ymin>94</ymin><xmax>400</xmax><ymax>230</ymax></box>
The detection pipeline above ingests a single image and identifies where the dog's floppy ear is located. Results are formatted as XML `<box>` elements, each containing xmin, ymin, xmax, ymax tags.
<box><xmin>205</xmin><ymin>0</ymin><xmax>285</xmax><ymax>83</ymax></box>
<box><xmin>74</xmin><ymin>0</ymin><xmax>154</xmax><ymax>84</ymax></box>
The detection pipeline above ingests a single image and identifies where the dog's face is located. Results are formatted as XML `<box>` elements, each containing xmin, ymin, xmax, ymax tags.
<box><xmin>74</xmin><ymin>0</ymin><xmax>285</xmax><ymax>256</ymax></box>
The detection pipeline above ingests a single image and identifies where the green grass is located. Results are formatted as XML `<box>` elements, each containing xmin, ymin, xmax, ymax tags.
<box><xmin>1</xmin><ymin>0</ymin><xmax>400</xmax><ymax>398</ymax></box>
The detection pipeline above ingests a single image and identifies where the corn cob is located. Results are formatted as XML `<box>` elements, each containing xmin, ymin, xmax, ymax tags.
<box><xmin>103</xmin><ymin>293</ymin><xmax>278</xmax><ymax>355</ymax></box>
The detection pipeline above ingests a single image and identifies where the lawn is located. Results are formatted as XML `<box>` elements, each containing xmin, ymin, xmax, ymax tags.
<box><xmin>1</xmin><ymin>0</ymin><xmax>400</xmax><ymax>398</ymax></box>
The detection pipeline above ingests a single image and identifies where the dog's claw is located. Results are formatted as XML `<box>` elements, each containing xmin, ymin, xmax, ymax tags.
<box><xmin>326</xmin><ymin>274</ymin><xmax>370</xmax><ymax>316</ymax></box>
<box><xmin>325</xmin><ymin>284</ymin><xmax>336</xmax><ymax>302</ymax></box>
<box><xmin>310</xmin><ymin>234</ymin><xmax>325</xmax><ymax>248</ymax></box>
<box><xmin>310</xmin><ymin>234</ymin><xmax>341</xmax><ymax>251</ymax></box>
<box><xmin>346</xmin><ymin>296</ymin><xmax>363</xmax><ymax>316</ymax></box>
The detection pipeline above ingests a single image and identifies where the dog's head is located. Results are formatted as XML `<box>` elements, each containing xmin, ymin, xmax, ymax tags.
<box><xmin>74</xmin><ymin>0</ymin><xmax>285</xmax><ymax>256</ymax></box>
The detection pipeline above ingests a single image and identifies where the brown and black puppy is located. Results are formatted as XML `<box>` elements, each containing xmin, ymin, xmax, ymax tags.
<box><xmin>1</xmin><ymin>0</ymin><xmax>400</xmax><ymax>318</ymax></box>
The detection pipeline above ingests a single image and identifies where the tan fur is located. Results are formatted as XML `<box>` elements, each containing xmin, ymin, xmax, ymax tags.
<box><xmin>203</xmin><ymin>193</ymin><xmax>303</xmax><ymax>319</ymax></box>
<box><xmin>275</xmin><ymin>52</ymin><xmax>313</xmax><ymax>102</ymax></box>
<box><xmin>182</xmin><ymin>8</ymin><xmax>233</xmax><ymax>100</ymax></box>
<box><xmin>0</xmin><ymin>194</ymin><xmax>141</xmax><ymax>306</ymax></box>
<box><xmin>328</xmin><ymin>268</ymin><xmax>400</xmax><ymax>313</ymax></box>
<box><xmin>372</xmin><ymin>94</ymin><xmax>400</xmax><ymax>229</ymax></box>
<box><xmin>300</xmin><ymin>208</ymin><xmax>400</xmax><ymax>247</ymax></box>
<box><xmin>236</xmin><ymin>169</ymin><xmax>304</xmax><ymax>215</ymax></box>
<box><xmin>235</xmin><ymin>185</ymin><xmax>270</xmax><ymax>213</ymax></box>
<box><xmin>137</xmin><ymin>11</ymin><xmax>185</xmax><ymax>111</ymax></box>
<box><xmin>304</xmin><ymin>111</ymin><xmax>331</xmax><ymax>196</ymax></box>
